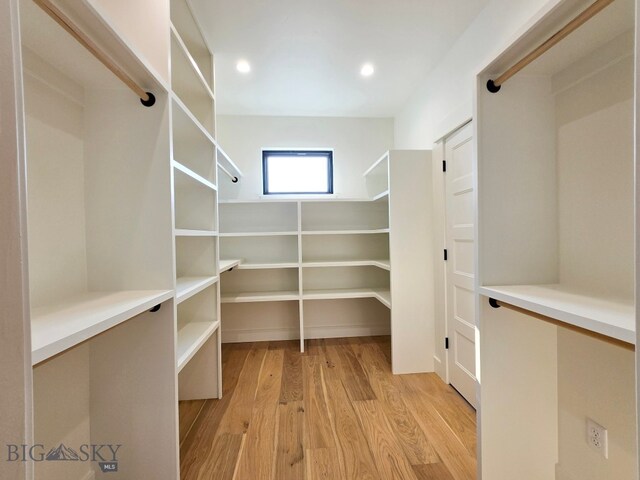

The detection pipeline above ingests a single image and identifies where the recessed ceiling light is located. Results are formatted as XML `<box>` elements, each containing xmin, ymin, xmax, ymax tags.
<box><xmin>236</xmin><ymin>60</ymin><xmax>251</xmax><ymax>74</ymax></box>
<box><xmin>360</xmin><ymin>63</ymin><xmax>375</xmax><ymax>77</ymax></box>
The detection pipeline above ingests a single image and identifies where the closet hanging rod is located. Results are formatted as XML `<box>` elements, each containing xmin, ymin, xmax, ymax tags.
<box><xmin>33</xmin><ymin>0</ymin><xmax>156</xmax><ymax>106</ymax></box>
<box><xmin>486</xmin><ymin>0</ymin><xmax>615</xmax><ymax>93</ymax></box>
<box><xmin>487</xmin><ymin>297</ymin><xmax>634</xmax><ymax>350</ymax></box>
<box><xmin>218</xmin><ymin>164</ymin><xmax>239</xmax><ymax>183</ymax></box>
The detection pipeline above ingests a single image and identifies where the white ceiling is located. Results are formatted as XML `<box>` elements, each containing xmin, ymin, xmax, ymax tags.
<box><xmin>190</xmin><ymin>0</ymin><xmax>489</xmax><ymax>117</ymax></box>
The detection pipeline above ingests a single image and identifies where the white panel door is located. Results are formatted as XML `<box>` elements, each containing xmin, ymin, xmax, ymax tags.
<box><xmin>445</xmin><ymin>122</ymin><xmax>477</xmax><ymax>408</ymax></box>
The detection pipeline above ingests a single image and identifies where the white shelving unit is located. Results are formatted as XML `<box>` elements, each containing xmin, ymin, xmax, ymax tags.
<box><xmin>218</xmin><ymin>150</ymin><xmax>431</xmax><ymax>374</ymax></box>
<box><xmin>13</xmin><ymin>0</ymin><xmax>180</xmax><ymax>478</ymax></box>
<box><xmin>170</xmin><ymin>0</ymin><xmax>224</xmax><ymax>409</ymax></box>
<box><xmin>476</xmin><ymin>1</ymin><xmax>637</xmax><ymax>478</ymax></box>
<box><xmin>218</xmin><ymin>198</ymin><xmax>392</xmax><ymax>352</ymax></box>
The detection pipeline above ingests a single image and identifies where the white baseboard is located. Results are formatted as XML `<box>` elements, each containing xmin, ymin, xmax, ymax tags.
<box><xmin>433</xmin><ymin>354</ymin><xmax>447</xmax><ymax>382</ymax></box>
<box><xmin>222</xmin><ymin>324</ymin><xmax>390</xmax><ymax>344</ymax></box>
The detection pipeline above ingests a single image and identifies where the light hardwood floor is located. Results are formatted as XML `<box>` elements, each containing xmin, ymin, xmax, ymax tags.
<box><xmin>179</xmin><ymin>336</ymin><xmax>477</xmax><ymax>480</ymax></box>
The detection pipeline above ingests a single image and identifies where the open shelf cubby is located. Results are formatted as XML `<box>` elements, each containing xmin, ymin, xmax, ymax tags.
<box><xmin>219</xmin><ymin>201</ymin><xmax>298</xmax><ymax>233</ymax></box>
<box><xmin>170</xmin><ymin>33</ymin><xmax>215</xmax><ymax>137</ymax></box>
<box><xmin>170</xmin><ymin>0</ymin><xmax>214</xmax><ymax>90</ymax></box>
<box><xmin>176</xmin><ymin>236</ymin><xmax>218</xmax><ymax>278</ymax></box>
<box><xmin>301</xmin><ymin>233</ymin><xmax>389</xmax><ymax>263</ymax></box>
<box><xmin>301</xmin><ymin>200</ymin><xmax>388</xmax><ymax>232</ymax></box>
<box><xmin>174</xmin><ymin>167</ymin><xmax>217</xmax><ymax>231</ymax></box>
<box><xmin>221</xmin><ymin>268</ymin><xmax>300</xmax><ymax>303</ymax></box>
<box><xmin>302</xmin><ymin>266</ymin><xmax>390</xmax><ymax>307</ymax></box>
<box><xmin>220</xmin><ymin>235</ymin><xmax>299</xmax><ymax>265</ymax></box>
<box><xmin>171</xmin><ymin>96</ymin><xmax>216</xmax><ymax>185</ymax></box>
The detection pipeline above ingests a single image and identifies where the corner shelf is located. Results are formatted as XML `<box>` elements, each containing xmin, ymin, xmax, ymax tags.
<box><xmin>302</xmin><ymin>260</ymin><xmax>390</xmax><ymax>270</ymax></box>
<box><xmin>219</xmin><ymin>231</ymin><xmax>298</xmax><ymax>237</ymax></box>
<box><xmin>479</xmin><ymin>284</ymin><xmax>635</xmax><ymax>345</ymax></box>
<box><xmin>31</xmin><ymin>290</ymin><xmax>174</xmax><ymax>365</ymax></box>
<box><xmin>219</xmin><ymin>258</ymin><xmax>242</xmax><ymax>273</ymax></box>
<box><xmin>176</xmin><ymin>276</ymin><xmax>219</xmax><ymax>304</ymax></box>
<box><xmin>237</xmin><ymin>262</ymin><xmax>299</xmax><ymax>270</ymax></box>
<box><xmin>221</xmin><ymin>290</ymin><xmax>300</xmax><ymax>303</ymax></box>
<box><xmin>177</xmin><ymin>320</ymin><xmax>220</xmax><ymax>372</ymax></box>
<box><xmin>303</xmin><ymin>288</ymin><xmax>391</xmax><ymax>308</ymax></box>
<box><xmin>301</xmin><ymin>228</ymin><xmax>389</xmax><ymax>235</ymax></box>
<box><xmin>175</xmin><ymin>229</ymin><xmax>218</xmax><ymax>237</ymax></box>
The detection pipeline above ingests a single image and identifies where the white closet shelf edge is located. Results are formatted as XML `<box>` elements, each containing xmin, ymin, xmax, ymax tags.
<box><xmin>479</xmin><ymin>284</ymin><xmax>635</xmax><ymax>345</ymax></box>
<box><xmin>31</xmin><ymin>289</ymin><xmax>174</xmax><ymax>365</ymax></box>
<box><xmin>177</xmin><ymin>320</ymin><xmax>220</xmax><ymax>372</ymax></box>
<box><xmin>176</xmin><ymin>276</ymin><xmax>219</xmax><ymax>304</ymax></box>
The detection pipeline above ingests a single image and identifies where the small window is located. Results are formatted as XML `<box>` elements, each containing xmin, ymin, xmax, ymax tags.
<box><xmin>262</xmin><ymin>150</ymin><xmax>333</xmax><ymax>195</ymax></box>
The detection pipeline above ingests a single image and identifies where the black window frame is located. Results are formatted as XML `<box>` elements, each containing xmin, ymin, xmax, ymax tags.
<box><xmin>262</xmin><ymin>150</ymin><xmax>334</xmax><ymax>195</ymax></box>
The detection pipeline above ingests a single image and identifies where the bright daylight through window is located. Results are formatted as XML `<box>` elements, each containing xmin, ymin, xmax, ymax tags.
<box><xmin>262</xmin><ymin>150</ymin><xmax>333</xmax><ymax>195</ymax></box>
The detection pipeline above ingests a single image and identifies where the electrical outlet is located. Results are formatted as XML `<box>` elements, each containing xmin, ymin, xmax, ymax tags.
<box><xmin>586</xmin><ymin>418</ymin><xmax>608</xmax><ymax>458</ymax></box>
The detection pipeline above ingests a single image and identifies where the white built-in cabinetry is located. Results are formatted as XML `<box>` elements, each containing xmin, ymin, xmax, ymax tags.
<box><xmin>1</xmin><ymin>0</ymin><xmax>242</xmax><ymax>478</ymax></box>
<box><xmin>170</xmin><ymin>0</ymin><xmax>221</xmax><ymax>402</ymax></box>
<box><xmin>476</xmin><ymin>0</ymin><xmax>637</xmax><ymax>478</ymax></box>
<box><xmin>219</xmin><ymin>150</ymin><xmax>433</xmax><ymax>374</ymax></box>
<box><xmin>17</xmin><ymin>0</ymin><xmax>178</xmax><ymax>478</ymax></box>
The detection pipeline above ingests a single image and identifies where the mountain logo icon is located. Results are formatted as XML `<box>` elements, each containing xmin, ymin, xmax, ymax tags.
<box><xmin>45</xmin><ymin>444</ymin><xmax>81</xmax><ymax>461</ymax></box>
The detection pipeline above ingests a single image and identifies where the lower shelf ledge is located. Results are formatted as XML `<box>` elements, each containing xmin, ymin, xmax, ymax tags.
<box><xmin>303</xmin><ymin>288</ymin><xmax>391</xmax><ymax>308</ymax></box>
<box><xmin>31</xmin><ymin>289</ymin><xmax>174</xmax><ymax>366</ymax></box>
<box><xmin>479</xmin><ymin>284</ymin><xmax>635</xmax><ymax>345</ymax></box>
<box><xmin>221</xmin><ymin>290</ymin><xmax>300</xmax><ymax>303</ymax></box>
<box><xmin>176</xmin><ymin>276</ymin><xmax>219</xmax><ymax>304</ymax></box>
<box><xmin>177</xmin><ymin>320</ymin><xmax>220</xmax><ymax>372</ymax></box>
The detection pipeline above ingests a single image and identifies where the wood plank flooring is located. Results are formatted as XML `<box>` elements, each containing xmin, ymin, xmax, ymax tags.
<box><xmin>179</xmin><ymin>336</ymin><xmax>477</xmax><ymax>480</ymax></box>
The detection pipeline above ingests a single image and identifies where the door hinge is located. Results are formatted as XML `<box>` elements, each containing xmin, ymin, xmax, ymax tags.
<box><xmin>442</xmin><ymin>160</ymin><xmax>447</xmax><ymax>172</ymax></box>
<box><xmin>445</xmin><ymin>337</ymin><xmax>449</xmax><ymax>349</ymax></box>
<box><xmin>444</xmin><ymin>249</ymin><xmax>448</xmax><ymax>261</ymax></box>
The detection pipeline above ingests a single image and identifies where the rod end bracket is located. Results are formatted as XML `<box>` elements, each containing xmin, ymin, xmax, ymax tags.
<box><xmin>232</xmin><ymin>176</ymin><xmax>239</xmax><ymax>183</ymax></box>
<box><xmin>486</xmin><ymin>79</ymin><xmax>501</xmax><ymax>93</ymax></box>
<box><xmin>489</xmin><ymin>298</ymin><xmax>501</xmax><ymax>309</ymax></box>
<box><xmin>149</xmin><ymin>303</ymin><xmax>162</xmax><ymax>313</ymax></box>
<box><xmin>140</xmin><ymin>92</ymin><xmax>156</xmax><ymax>107</ymax></box>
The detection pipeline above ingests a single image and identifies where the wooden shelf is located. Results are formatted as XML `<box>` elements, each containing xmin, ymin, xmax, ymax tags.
<box><xmin>301</xmin><ymin>228</ymin><xmax>389</xmax><ymax>235</ymax></box>
<box><xmin>219</xmin><ymin>259</ymin><xmax>242</xmax><ymax>273</ymax></box>
<box><xmin>31</xmin><ymin>290</ymin><xmax>173</xmax><ymax>365</ymax></box>
<box><xmin>221</xmin><ymin>290</ymin><xmax>300</xmax><ymax>303</ymax></box>
<box><xmin>175</xmin><ymin>229</ymin><xmax>218</xmax><ymax>237</ymax></box>
<box><xmin>170</xmin><ymin>24</ymin><xmax>214</xmax><ymax>101</ymax></box>
<box><xmin>173</xmin><ymin>160</ymin><xmax>217</xmax><ymax>191</ymax></box>
<box><xmin>176</xmin><ymin>276</ymin><xmax>219</xmax><ymax>304</ymax></box>
<box><xmin>219</xmin><ymin>231</ymin><xmax>298</xmax><ymax>237</ymax></box>
<box><xmin>302</xmin><ymin>260</ymin><xmax>390</xmax><ymax>270</ymax></box>
<box><xmin>177</xmin><ymin>320</ymin><xmax>220</xmax><ymax>372</ymax></box>
<box><xmin>479</xmin><ymin>284</ymin><xmax>635</xmax><ymax>344</ymax></box>
<box><xmin>303</xmin><ymin>288</ymin><xmax>391</xmax><ymax>308</ymax></box>
<box><xmin>238</xmin><ymin>262</ymin><xmax>299</xmax><ymax>270</ymax></box>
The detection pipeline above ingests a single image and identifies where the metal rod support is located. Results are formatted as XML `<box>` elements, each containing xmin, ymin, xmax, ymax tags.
<box><xmin>487</xmin><ymin>0</ymin><xmax>616</xmax><ymax>92</ymax></box>
<box><xmin>33</xmin><ymin>0</ymin><xmax>155</xmax><ymax>106</ymax></box>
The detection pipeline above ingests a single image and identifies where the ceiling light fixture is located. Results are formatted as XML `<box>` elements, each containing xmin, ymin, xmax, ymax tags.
<box><xmin>360</xmin><ymin>63</ymin><xmax>375</xmax><ymax>77</ymax></box>
<box><xmin>236</xmin><ymin>59</ymin><xmax>251</xmax><ymax>74</ymax></box>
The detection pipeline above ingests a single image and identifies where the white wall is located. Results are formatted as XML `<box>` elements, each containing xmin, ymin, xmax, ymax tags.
<box><xmin>217</xmin><ymin>115</ymin><xmax>394</xmax><ymax>200</ymax></box>
<box><xmin>394</xmin><ymin>0</ymin><xmax>554</xmax><ymax>146</ymax></box>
